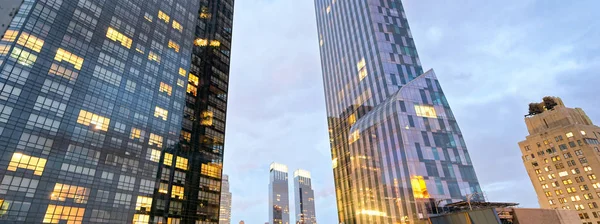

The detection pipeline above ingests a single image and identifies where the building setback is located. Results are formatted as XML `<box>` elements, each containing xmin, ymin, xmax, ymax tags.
<box><xmin>293</xmin><ymin>170</ymin><xmax>317</xmax><ymax>224</ymax></box>
<box><xmin>269</xmin><ymin>163</ymin><xmax>290</xmax><ymax>224</ymax></box>
<box><xmin>0</xmin><ymin>0</ymin><xmax>234</xmax><ymax>223</ymax></box>
<box><xmin>314</xmin><ymin>0</ymin><xmax>482</xmax><ymax>223</ymax></box>
<box><xmin>519</xmin><ymin>97</ymin><xmax>600</xmax><ymax>222</ymax></box>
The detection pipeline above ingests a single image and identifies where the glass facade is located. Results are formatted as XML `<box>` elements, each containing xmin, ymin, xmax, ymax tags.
<box><xmin>314</xmin><ymin>0</ymin><xmax>482</xmax><ymax>223</ymax></box>
<box><xmin>269</xmin><ymin>163</ymin><xmax>290</xmax><ymax>224</ymax></box>
<box><xmin>293</xmin><ymin>170</ymin><xmax>316</xmax><ymax>224</ymax></box>
<box><xmin>0</xmin><ymin>0</ymin><xmax>234</xmax><ymax>223</ymax></box>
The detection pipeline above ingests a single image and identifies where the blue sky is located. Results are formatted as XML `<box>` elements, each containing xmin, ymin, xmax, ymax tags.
<box><xmin>224</xmin><ymin>0</ymin><xmax>600</xmax><ymax>223</ymax></box>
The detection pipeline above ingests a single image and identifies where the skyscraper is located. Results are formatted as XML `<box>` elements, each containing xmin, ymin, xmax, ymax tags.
<box><xmin>519</xmin><ymin>97</ymin><xmax>600</xmax><ymax>222</ymax></box>
<box><xmin>314</xmin><ymin>0</ymin><xmax>482</xmax><ymax>223</ymax></box>
<box><xmin>0</xmin><ymin>0</ymin><xmax>233</xmax><ymax>223</ymax></box>
<box><xmin>293</xmin><ymin>170</ymin><xmax>317</xmax><ymax>224</ymax></box>
<box><xmin>269</xmin><ymin>163</ymin><xmax>290</xmax><ymax>224</ymax></box>
<box><xmin>219</xmin><ymin>175</ymin><xmax>232</xmax><ymax>224</ymax></box>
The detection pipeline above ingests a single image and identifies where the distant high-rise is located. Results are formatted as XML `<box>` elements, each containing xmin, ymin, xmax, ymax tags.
<box><xmin>220</xmin><ymin>175</ymin><xmax>232</xmax><ymax>224</ymax></box>
<box><xmin>314</xmin><ymin>0</ymin><xmax>482</xmax><ymax>223</ymax></box>
<box><xmin>293</xmin><ymin>170</ymin><xmax>317</xmax><ymax>224</ymax></box>
<box><xmin>0</xmin><ymin>0</ymin><xmax>234</xmax><ymax>223</ymax></box>
<box><xmin>519</xmin><ymin>97</ymin><xmax>600</xmax><ymax>222</ymax></box>
<box><xmin>269</xmin><ymin>163</ymin><xmax>290</xmax><ymax>224</ymax></box>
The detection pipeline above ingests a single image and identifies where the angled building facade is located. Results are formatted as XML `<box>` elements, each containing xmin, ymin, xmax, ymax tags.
<box><xmin>269</xmin><ymin>163</ymin><xmax>290</xmax><ymax>224</ymax></box>
<box><xmin>0</xmin><ymin>0</ymin><xmax>234</xmax><ymax>223</ymax></box>
<box><xmin>219</xmin><ymin>175</ymin><xmax>232</xmax><ymax>224</ymax></box>
<box><xmin>314</xmin><ymin>0</ymin><xmax>482</xmax><ymax>223</ymax></box>
<box><xmin>293</xmin><ymin>170</ymin><xmax>317</xmax><ymax>224</ymax></box>
<box><xmin>519</xmin><ymin>97</ymin><xmax>600</xmax><ymax>223</ymax></box>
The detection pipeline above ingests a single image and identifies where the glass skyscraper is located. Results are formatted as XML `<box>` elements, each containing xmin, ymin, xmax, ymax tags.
<box><xmin>0</xmin><ymin>0</ymin><xmax>233</xmax><ymax>223</ymax></box>
<box><xmin>269</xmin><ymin>163</ymin><xmax>290</xmax><ymax>224</ymax></box>
<box><xmin>314</xmin><ymin>0</ymin><xmax>482</xmax><ymax>223</ymax></box>
<box><xmin>293</xmin><ymin>170</ymin><xmax>316</xmax><ymax>224</ymax></box>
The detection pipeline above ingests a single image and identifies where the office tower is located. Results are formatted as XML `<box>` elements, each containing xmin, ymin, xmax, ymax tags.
<box><xmin>520</xmin><ymin>97</ymin><xmax>600</xmax><ymax>222</ymax></box>
<box><xmin>219</xmin><ymin>175</ymin><xmax>232</xmax><ymax>224</ymax></box>
<box><xmin>0</xmin><ymin>0</ymin><xmax>233</xmax><ymax>223</ymax></box>
<box><xmin>0</xmin><ymin>0</ymin><xmax>22</xmax><ymax>36</ymax></box>
<box><xmin>269</xmin><ymin>163</ymin><xmax>290</xmax><ymax>224</ymax></box>
<box><xmin>314</xmin><ymin>0</ymin><xmax>482</xmax><ymax>223</ymax></box>
<box><xmin>293</xmin><ymin>170</ymin><xmax>317</xmax><ymax>224</ymax></box>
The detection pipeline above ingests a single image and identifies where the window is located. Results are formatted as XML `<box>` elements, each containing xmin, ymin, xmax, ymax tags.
<box><xmin>113</xmin><ymin>193</ymin><xmax>132</xmax><ymax>209</ymax></box>
<box><xmin>589</xmin><ymin>202</ymin><xmax>598</xmax><ymax>209</ymax></box>
<box><xmin>542</xmin><ymin>184</ymin><xmax>549</xmax><ymax>189</ymax></box>
<box><xmin>414</xmin><ymin>105</ymin><xmax>437</xmax><ymax>118</ymax></box>
<box><xmin>106</xmin><ymin>27</ymin><xmax>132</xmax><ymax>49</ymax></box>
<box><xmin>564</xmin><ymin>153</ymin><xmax>572</xmax><ymax>159</ymax></box>
<box><xmin>194</xmin><ymin>38</ymin><xmax>208</xmax><ymax>46</ymax></box>
<box><xmin>563</xmin><ymin>179</ymin><xmax>573</xmax><ymax>185</ymax></box>
<box><xmin>0</xmin><ymin>175</ymin><xmax>39</xmax><ymax>197</ymax></box>
<box><xmin>581</xmin><ymin>130</ymin><xmax>587</xmax><ymax>136</ymax></box>
<box><xmin>148</xmin><ymin>51</ymin><xmax>160</xmax><ymax>63</ymax></box>
<box><xmin>148</xmin><ymin>149</ymin><xmax>161</xmax><ymax>162</ymax></box>
<box><xmin>571</xmin><ymin>195</ymin><xmax>581</xmax><ymax>201</ymax></box>
<box><xmin>42</xmin><ymin>205</ymin><xmax>85</xmax><ymax>224</ymax></box>
<box><xmin>187</xmin><ymin>84</ymin><xmax>197</xmax><ymax>96</ymax></box>
<box><xmin>159</xmin><ymin>82</ymin><xmax>172</xmax><ymax>95</ymax></box>
<box><xmin>158</xmin><ymin>11</ymin><xmax>170</xmax><ymax>23</ymax></box>
<box><xmin>149</xmin><ymin>133</ymin><xmax>163</xmax><ymax>148</ymax></box>
<box><xmin>133</xmin><ymin>214</ymin><xmax>149</xmax><ymax>224</ymax></box>
<box><xmin>584</xmin><ymin>166</ymin><xmax>592</xmax><ymax>172</ymax></box>
<box><xmin>172</xmin><ymin>20</ymin><xmax>182</xmax><ymax>32</ymax></box>
<box><xmin>535</xmin><ymin>169</ymin><xmax>542</xmax><ymax>174</ymax></box>
<box><xmin>16</xmin><ymin>32</ymin><xmax>44</xmax><ymax>52</ymax></box>
<box><xmin>575</xmin><ymin>150</ymin><xmax>583</xmax><ymax>156</ymax></box>
<box><xmin>581</xmin><ymin>185</ymin><xmax>590</xmax><ymax>191</ymax></box>
<box><xmin>54</xmin><ymin>48</ymin><xmax>84</xmax><ymax>70</ymax></box>
<box><xmin>176</xmin><ymin>156</ymin><xmax>188</xmax><ymax>170</ymax></box>
<box><xmin>50</xmin><ymin>183</ymin><xmax>89</xmax><ymax>203</ymax></box>
<box><xmin>559</xmin><ymin>171</ymin><xmax>569</xmax><ymax>177</ymax></box>
<box><xmin>555</xmin><ymin>189</ymin><xmax>564</xmax><ymax>195</ymax></box>
<box><xmin>135</xmin><ymin>196</ymin><xmax>152</xmax><ymax>211</ymax></box>
<box><xmin>171</xmin><ymin>185</ymin><xmax>184</xmax><ymax>199</ymax></box>
<box><xmin>551</xmin><ymin>156</ymin><xmax>561</xmax><ymax>162</ymax></box>
<box><xmin>76</xmin><ymin>110</ymin><xmax>110</xmax><ymax>131</ymax></box>
<box><xmin>117</xmin><ymin>175</ymin><xmax>135</xmax><ymax>191</ymax></box>
<box><xmin>588</xmin><ymin>174</ymin><xmax>597</xmax><ymax>180</ymax></box>
<box><xmin>168</xmin><ymin>40</ymin><xmax>179</xmax><ymax>52</ymax></box>
<box><xmin>154</xmin><ymin>107</ymin><xmax>168</xmax><ymax>120</ymax></box>
<box><xmin>567</xmin><ymin>187</ymin><xmax>577</xmax><ymax>193</ymax></box>
<box><xmin>545</xmin><ymin>166</ymin><xmax>552</xmax><ymax>172</ymax></box>
<box><xmin>209</xmin><ymin>40</ymin><xmax>220</xmax><ymax>47</ymax></box>
<box><xmin>201</xmin><ymin>163</ymin><xmax>221</xmax><ymax>178</ymax></box>
<box><xmin>567</xmin><ymin>132</ymin><xmax>574</xmax><ymax>138</ymax></box>
<box><xmin>593</xmin><ymin>183</ymin><xmax>600</xmax><ymax>189</ymax></box>
<box><xmin>163</xmin><ymin>153</ymin><xmax>173</xmax><ymax>166</ymax></box>
<box><xmin>548</xmin><ymin>199</ymin><xmax>555</xmax><ymax>205</ymax></box>
<box><xmin>548</xmin><ymin>174</ymin><xmax>556</xmax><ymax>179</ymax></box>
<box><xmin>188</xmin><ymin>74</ymin><xmax>199</xmax><ymax>86</ymax></box>
<box><xmin>545</xmin><ymin>191</ymin><xmax>552</xmax><ymax>197</ymax></box>
<box><xmin>551</xmin><ymin>181</ymin><xmax>559</xmax><ymax>187</ymax></box>
<box><xmin>178</xmin><ymin>67</ymin><xmax>187</xmax><ymax>77</ymax></box>
<box><xmin>8</xmin><ymin>153</ymin><xmax>46</xmax><ymax>176</ymax></box>
<box><xmin>585</xmin><ymin>193</ymin><xmax>594</xmax><ymax>200</ymax></box>
<box><xmin>159</xmin><ymin>183</ymin><xmax>168</xmax><ymax>194</ymax></box>
<box><xmin>143</xmin><ymin>12</ymin><xmax>153</xmax><ymax>22</ymax></box>
<box><xmin>10</xmin><ymin>47</ymin><xmax>37</xmax><ymax>66</ymax></box>
<box><xmin>580</xmin><ymin>157</ymin><xmax>588</xmax><ymax>164</ymax></box>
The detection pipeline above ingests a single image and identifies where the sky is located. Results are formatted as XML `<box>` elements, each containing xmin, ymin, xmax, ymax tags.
<box><xmin>224</xmin><ymin>0</ymin><xmax>600</xmax><ymax>223</ymax></box>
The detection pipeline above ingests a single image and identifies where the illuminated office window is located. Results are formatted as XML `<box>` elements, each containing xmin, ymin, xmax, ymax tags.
<box><xmin>178</xmin><ymin>68</ymin><xmax>187</xmax><ymax>77</ymax></box>
<box><xmin>172</xmin><ymin>20</ymin><xmax>183</xmax><ymax>32</ymax></box>
<box><xmin>76</xmin><ymin>110</ymin><xmax>110</xmax><ymax>131</ymax></box>
<box><xmin>181</xmin><ymin>131</ymin><xmax>191</xmax><ymax>141</ymax></box>
<box><xmin>149</xmin><ymin>133</ymin><xmax>163</xmax><ymax>148</ymax></box>
<box><xmin>135</xmin><ymin>196</ymin><xmax>152</xmax><ymax>211</ymax></box>
<box><xmin>148</xmin><ymin>51</ymin><xmax>160</xmax><ymax>63</ymax></box>
<box><xmin>154</xmin><ymin>107</ymin><xmax>168</xmax><ymax>120</ymax></box>
<box><xmin>348</xmin><ymin>130</ymin><xmax>360</xmax><ymax>144</ymax></box>
<box><xmin>0</xmin><ymin>44</ymin><xmax>10</xmax><ymax>55</ymax></box>
<box><xmin>158</xmin><ymin>11</ymin><xmax>170</xmax><ymax>23</ymax></box>
<box><xmin>566</xmin><ymin>132</ymin><xmax>574</xmax><ymax>138</ymax></box>
<box><xmin>130</xmin><ymin>127</ymin><xmax>143</xmax><ymax>140</ymax></box>
<box><xmin>10</xmin><ymin>47</ymin><xmax>37</xmax><ymax>67</ymax></box>
<box><xmin>209</xmin><ymin>40</ymin><xmax>221</xmax><ymax>47</ymax></box>
<box><xmin>171</xmin><ymin>185</ymin><xmax>184</xmax><ymax>199</ymax></box>
<box><xmin>106</xmin><ymin>27</ymin><xmax>132</xmax><ymax>49</ymax></box>
<box><xmin>42</xmin><ymin>205</ymin><xmax>85</xmax><ymax>224</ymax></box>
<box><xmin>186</xmin><ymin>85</ymin><xmax>197</xmax><ymax>96</ymax></box>
<box><xmin>201</xmin><ymin>111</ymin><xmax>213</xmax><ymax>126</ymax></box>
<box><xmin>159</xmin><ymin>183</ymin><xmax>168</xmax><ymax>194</ymax></box>
<box><xmin>159</xmin><ymin>82</ymin><xmax>172</xmax><ymax>95</ymax></box>
<box><xmin>411</xmin><ymin>176</ymin><xmax>430</xmax><ymax>199</ymax></box>
<box><xmin>50</xmin><ymin>183</ymin><xmax>89</xmax><ymax>204</ymax></box>
<box><xmin>2</xmin><ymin>30</ymin><xmax>18</xmax><ymax>42</ymax></box>
<box><xmin>133</xmin><ymin>214</ymin><xmax>150</xmax><ymax>224</ymax></box>
<box><xmin>201</xmin><ymin>163</ymin><xmax>222</xmax><ymax>178</ymax></box>
<box><xmin>348</xmin><ymin>113</ymin><xmax>356</xmax><ymax>125</ymax></box>
<box><xmin>8</xmin><ymin>152</ymin><xmax>47</xmax><ymax>176</ymax></box>
<box><xmin>163</xmin><ymin>153</ymin><xmax>173</xmax><ymax>166</ymax></box>
<box><xmin>149</xmin><ymin>149</ymin><xmax>161</xmax><ymax>162</ymax></box>
<box><xmin>176</xmin><ymin>157</ymin><xmax>188</xmax><ymax>170</ymax></box>
<box><xmin>194</xmin><ymin>38</ymin><xmax>208</xmax><ymax>46</ymax></box>
<box><xmin>16</xmin><ymin>32</ymin><xmax>44</xmax><ymax>52</ymax></box>
<box><xmin>168</xmin><ymin>40</ymin><xmax>180</xmax><ymax>52</ymax></box>
<box><xmin>414</xmin><ymin>105</ymin><xmax>437</xmax><ymax>118</ymax></box>
<box><xmin>54</xmin><ymin>48</ymin><xmax>84</xmax><ymax>70</ymax></box>
<box><xmin>188</xmin><ymin>74</ymin><xmax>199</xmax><ymax>86</ymax></box>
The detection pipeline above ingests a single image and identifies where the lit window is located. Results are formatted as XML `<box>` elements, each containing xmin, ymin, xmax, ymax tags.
<box><xmin>149</xmin><ymin>133</ymin><xmax>163</xmax><ymax>148</ymax></box>
<box><xmin>178</xmin><ymin>68</ymin><xmax>187</xmax><ymax>77</ymax></box>
<box><xmin>209</xmin><ymin>40</ymin><xmax>220</xmax><ymax>47</ymax></box>
<box><xmin>8</xmin><ymin>152</ymin><xmax>47</xmax><ymax>176</ymax></box>
<box><xmin>76</xmin><ymin>110</ymin><xmax>110</xmax><ymax>131</ymax></box>
<box><xmin>16</xmin><ymin>32</ymin><xmax>44</xmax><ymax>52</ymax></box>
<box><xmin>566</xmin><ymin>132</ymin><xmax>574</xmax><ymax>138</ymax></box>
<box><xmin>10</xmin><ymin>47</ymin><xmax>37</xmax><ymax>66</ymax></box>
<box><xmin>143</xmin><ymin>12</ymin><xmax>153</xmax><ymax>22</ymax></box>
<box><xmin>133</xmin><ymin>214</ymin><xmax>150</xmax><ymax>224</ymax></box>
<box><xmin>188</xmin><ymin>74</ymin><xmax>199</xmax><ymax>86</ymax></box>
<box><xmin>176</xmin><ymin>156</ymin><xmax>188</xmax><ymax>170</ymax></box>
<box><xmin>158</xmin><ymin>10</ymin><xmax>170</xmax><ymax>23</ymax></box>
<box><xmin>171</xmin><ymin>185</ymin><xmax>184</xmax><ymax>199</ymax></box>
<box><xmin>326</xmin><ymin>6</ymin><xmax>332</xmax><ymax>13</ymax></box>
<box><xmin>168</xmin><ymin>40</ymin><xmax>180</xmax><ymax>52</ymax></box>
<box><xmin>163</xmin><ymin>153</ymin><xmax>173</xmax><ymax>166</ymax></box>
<box><xmin>559</xmin><ymin>171</ymin><xmax>569</xmax><ymax>177</ymax></box>
<box><xmin>581</xmin><ymin>130</ymin><xmax>587</xmax><ymax>136</ymax></box>
<box><xmin>0</xmin><ymin>44</ymin><xmax>10</xmax><ymax>55</ymax></box>
<box><xmin>187</xmin><ymin>85</ymin><xmax>197</xmax><ymax>96</ymax></box>
<box><xmin>54</xmin><ymin>48</ymin><xmax>84</xmax><ymax>70</ymax></box>
<box><xmin>159</xmin><ymin>82</ymin><xmax>172</xmax><ymax>95</ymax></box>
<box><xmin>130</xmin><ymin>128</ymin><xmax>142</xmax><ymax>140</ymax></box>
<box><xmin>411</xmin><ymin>176</ymin><xmax>430</xmax><ymax>199</ymax></box>
<box><xmin>50</xmin><ymin>183</ymin><xmax>89</xmax><ymax>204</ymax></box>
<box><xmin>348</xmin><ymin>113</ymin><xmax>357</xmax><ymax>125</ymax></box>
<box><xmin>172</xmin><ymin>20</ymin><xmax>183</xmax><ymax>32</ymax></box>
<box><xmin>181</xmin><ymin>131</ymin><xmax>191</xmax><ymax>141</ymax></box>
<box><xmin>149</xmin><ymin>149</ymin><xmax>161</xmax><ymax>162</ymax></box>
<box><xmin>584</xmin><ymin>166</ymin><xmax>593</xmax><ymax>172</ymax></box>
<box><xmin>201</xmin><ymin>111</ymin><xmax>213</xmax><ymax>126</ymax></box>
<box><xmin>194</xmin><ymin>38</ymin><xmax>208</xmax><ymax>46</ymax></box>
<box><xmin>159</xmin><ymin>183</ymin><xmax>168</xmax><ymax>194</ymax></box>
<box><xmin>135</xmin><ymin>196</ymin><xmax>152</xmax><ymax>211</ymax></box>
<box><xmin>200</xmin><ymin>7</ymin><xmax>211</xmax><ymax>19</ymax></box>
<box><xmin>154</xmin><ymin>107</ymin><xmax>168</xmax><ymax>121</ymax></box>
<box><xmin>201</xmin><ymin>163</ymin><xmax>222</xmax><ymax>178</ymax></box>
<box><xmin>42</xmin><ymin>205</ymin><xmax>85</xmax><ymax>224</ymax></box>
<box><xmin>357</xmin><ymin>58</ymin><xmax>367</xmax><ymax>81</ymax></box>
<box><xmin>106</xmin><ymin>27</ymin><xmax>132</xmax><ymax>49</ymax></box>
<box><xmin>2</xmin><ymin>30</ymin><xmax>18</xmax><ymax>42</ymax></box>
<box><xmin>348</xmin><ymin>130</ymin><xmax>360</xmax><ymax>144</ymax></box>
<box><xmin>148</xmin><ymin>51</ymin><xmax>160</xmax><ymax>63</ymax></box>
<box><xmin>414</xmin><ymin>105</ymin><xmax>437</xmax><ymax>118</ymax></box>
